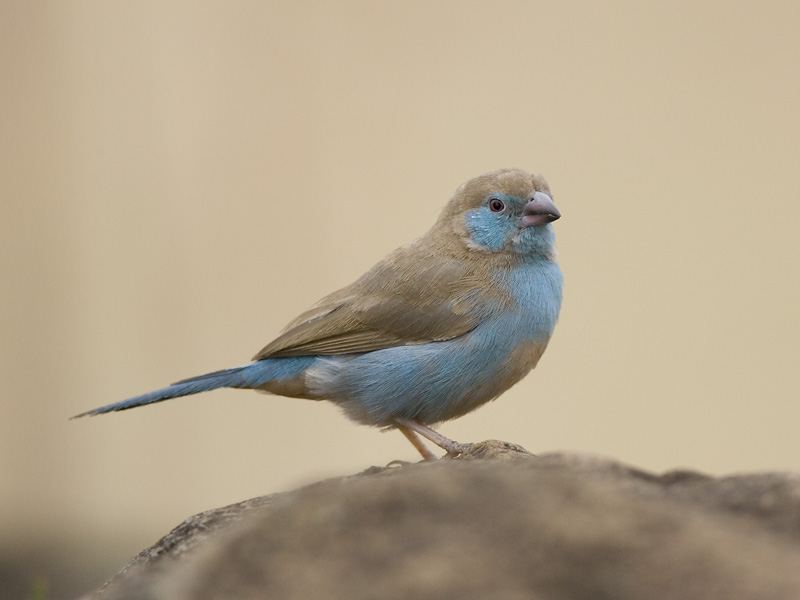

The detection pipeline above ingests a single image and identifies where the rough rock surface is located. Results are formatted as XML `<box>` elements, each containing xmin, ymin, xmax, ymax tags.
<box><xmin>87</xmin><ymin>441</ymin><xmax>800</xmax><ymax>600</ymax></box>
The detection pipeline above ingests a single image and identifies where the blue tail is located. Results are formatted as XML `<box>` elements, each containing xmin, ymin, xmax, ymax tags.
<box><xmin>72</xmin><ymin>358</ymin><xmax>314</xmax><ymax>418</ymax></box>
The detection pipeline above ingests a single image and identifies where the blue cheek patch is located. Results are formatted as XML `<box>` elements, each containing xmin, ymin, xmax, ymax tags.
<box><xmin>465</xmin><ymin>208</ymin><xmax>506</xmax><ymax>249</ymax></box>
<box><xmin>465</xmin><ymin>193</ymin><xmax>521</xmax><ymax>250</ymax></box>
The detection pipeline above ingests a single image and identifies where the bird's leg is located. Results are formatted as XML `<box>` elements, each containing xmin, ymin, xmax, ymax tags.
<box><xmin>394</xmin><ymin>417</ymin><xmax>471</xmax><ymax>458</ymax></box>
<box><xmin>397</xmin><ymin>426</ymin><xmax>439</xmax><ymax>461</ymax></box>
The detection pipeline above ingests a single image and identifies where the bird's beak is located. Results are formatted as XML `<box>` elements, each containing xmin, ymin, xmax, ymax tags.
<box><xmin>521</xmin><ymin>192</ymin><xmax>560</xmax><ymax>227</ymax></box>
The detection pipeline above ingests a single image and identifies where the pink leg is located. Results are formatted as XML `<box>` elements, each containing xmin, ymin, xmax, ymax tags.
<box><xmin>394</xmin><ymin>417</ymin><xmax>471</xmax><ymax>457</ymax></box>
<box><xmin>397</xmin><ymin>426</ymin><xmax>439</xmax><ymax>461</ymax></box>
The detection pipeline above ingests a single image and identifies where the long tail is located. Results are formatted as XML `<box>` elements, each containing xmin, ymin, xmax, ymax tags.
<box><xmin>72</xmin><ymin>358</ymin><xmax>311</xmax><ymax>418</ymax></box>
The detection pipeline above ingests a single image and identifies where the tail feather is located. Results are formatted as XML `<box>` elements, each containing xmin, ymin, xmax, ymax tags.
<box><xmin>73</xmin><ymin>364</ymin><xmax>260</xmax><ymax>418</ymax></box>
<box><xmin>73</xmin><ymin>356</ymin><xmax>319</xmax><ymax>419</ymax></box>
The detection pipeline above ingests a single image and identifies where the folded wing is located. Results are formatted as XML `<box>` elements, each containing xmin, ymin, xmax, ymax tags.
<box><xmin>254</xmin><ymin>242</ymin><xmax>500</xmax><ymax>359</ymax></box>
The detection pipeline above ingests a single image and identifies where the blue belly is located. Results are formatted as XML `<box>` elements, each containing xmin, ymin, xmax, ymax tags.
<box><xmin>306</xmin><ymin>259</ymin><xmax>563</xmax><ymax>426</ymax></box>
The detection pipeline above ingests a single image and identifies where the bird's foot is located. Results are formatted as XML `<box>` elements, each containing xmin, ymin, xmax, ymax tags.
<box><xmin>393</xmin><ymin>417</ymin><xmax>471</xmax><ymax>460</ymax></box>
<box><xmin>442</xmin><ymin>441</ymin><xmax>473</xmax><ymax>458</ymax></box>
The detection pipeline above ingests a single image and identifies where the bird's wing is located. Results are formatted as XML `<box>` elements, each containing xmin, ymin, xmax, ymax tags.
<box><xmin>253</xmin><ymin>243</ymin><xmax>501</xmax><ymax>359</ymax></box>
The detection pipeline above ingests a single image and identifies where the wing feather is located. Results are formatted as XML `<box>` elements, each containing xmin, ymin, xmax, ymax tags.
<box><xmin>253</xmin><ymin>240</ymin><xmax>502</xmax><ymax>359</ymax></box>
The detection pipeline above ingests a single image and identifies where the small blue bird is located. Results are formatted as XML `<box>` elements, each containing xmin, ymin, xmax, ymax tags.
<box><xmin>75</xmin><ymin>169</ymin><xmax>563</xmax><ymax>459</ymax></box>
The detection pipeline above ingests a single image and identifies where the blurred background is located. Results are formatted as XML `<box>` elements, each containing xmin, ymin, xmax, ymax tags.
<box><xmin>2</xmin><ymin>1</ymin><xmax>799</xmax><ymax>598</ymax></box>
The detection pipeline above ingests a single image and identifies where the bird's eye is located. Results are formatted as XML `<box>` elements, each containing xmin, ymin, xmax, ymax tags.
<box><xmin>489</xmin><ymin>198</ymin><xmax>505</xmax><ymax>212</ymax></box>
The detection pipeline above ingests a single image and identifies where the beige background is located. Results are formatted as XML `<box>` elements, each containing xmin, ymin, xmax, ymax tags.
<box><xmin>2</xmin><ymin>1</ymin><xmax>799</xmax><ymax>597</ymax></box>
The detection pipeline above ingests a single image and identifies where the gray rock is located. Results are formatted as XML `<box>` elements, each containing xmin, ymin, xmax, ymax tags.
<box><xmin>87</xmin><ymin>441</ymin><xmax>800</xmax><ymax>600</ymax></box>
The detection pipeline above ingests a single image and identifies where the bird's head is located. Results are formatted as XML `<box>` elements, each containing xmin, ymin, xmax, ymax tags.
<box><xmin>433</xmin><ymin>168</ymin><xmax>560</xmax><ymax>260</ymax></box>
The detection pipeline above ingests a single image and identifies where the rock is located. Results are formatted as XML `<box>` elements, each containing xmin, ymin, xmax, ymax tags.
<box><xmin>87</xmin><ymin>442</ymin><xmax>800</xmax><ymax>600</ymax></box>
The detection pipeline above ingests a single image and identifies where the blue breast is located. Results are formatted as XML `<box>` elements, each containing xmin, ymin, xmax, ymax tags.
<box><xmin>306</xmin><ymin>258</ymin><xmax>563</xmax><ymax>426</ymax></box>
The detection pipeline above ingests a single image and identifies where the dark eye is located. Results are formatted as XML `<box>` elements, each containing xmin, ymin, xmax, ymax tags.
<box><xmin>489</xmin><ymin>198</ymin><xmax>505</xmax><ymax>212</ymax></box>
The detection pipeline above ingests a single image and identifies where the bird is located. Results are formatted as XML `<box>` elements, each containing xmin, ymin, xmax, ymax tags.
<box><xmin>74</xmin><ymin>168</ymin><xmax>563</xmax><ymax>460</ymax></box>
